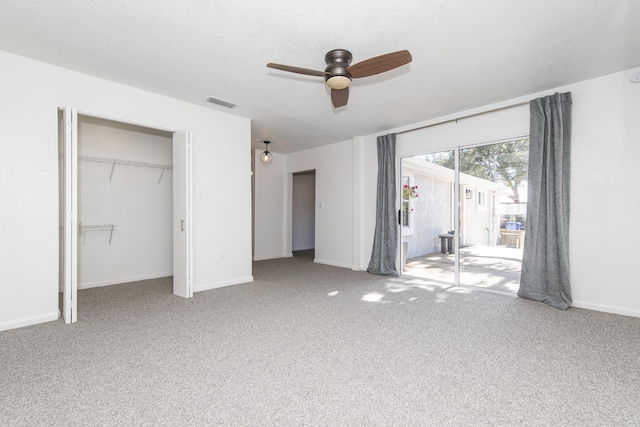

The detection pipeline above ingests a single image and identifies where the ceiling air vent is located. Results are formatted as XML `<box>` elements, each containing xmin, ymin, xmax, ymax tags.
<box><xmin>206</xmin><ymin>96</ymin><xmax>236</xmax><ymax>108</ymax></box>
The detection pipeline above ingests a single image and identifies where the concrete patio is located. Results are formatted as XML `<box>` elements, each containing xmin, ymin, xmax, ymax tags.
<box><xmin>403</xmin><ymin>245</ymin><xmax>523</xmax><ymax>293</ymax></box>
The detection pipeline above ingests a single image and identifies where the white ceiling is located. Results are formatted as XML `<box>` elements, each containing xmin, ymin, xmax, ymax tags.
<box><xmin>1</xmin><ymin>1</ymin><xmax>639</xmax><ymax>154</ymax></box>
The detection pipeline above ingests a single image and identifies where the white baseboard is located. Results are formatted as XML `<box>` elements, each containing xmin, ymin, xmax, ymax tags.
<box><xmin>572</xmin><ymin>300</ymin><xmax>640</xmax><ymax>318</ymax></box>
<box><xmin>253</xmin><ymin>253</ymin><xmax>293</xmax><ymax>261</ymax></box>
<box><xmin>0</xmin><ymin>312</ymin><xmax>59</xmax><ymax>332</ymax></box>
<box><xmin>77</xmin><ymin>272</ymin><xmax>173</xmax><ymax>290</ymax></box>
<box><xmin>194</xmin><ymin>276</ymin><xmax>254</xmax><ymax>293</ymax></box>
<box><xmin>313</xmin><ymin>258</ymin><xmax>353</xmax><ymax>269</ymax></box>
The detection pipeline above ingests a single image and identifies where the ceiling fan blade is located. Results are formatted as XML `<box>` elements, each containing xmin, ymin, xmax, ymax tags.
<box><xmin>331</xmin><ymin>88</ymin><xmax>349</xmax><ymax>108</ymax></box>
<box><xmin>266</xmin><ymin>63</ymin><xmax>326</xmax><ymax>77</ymax></box>
<box><xmin>348</xmin><ymin>50</ymin><xmax>412</xmax><ymax>79</ymax></box>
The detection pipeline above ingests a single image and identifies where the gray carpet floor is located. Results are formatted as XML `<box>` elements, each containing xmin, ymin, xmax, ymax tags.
<box><xmin>2</xmin><ymin>252</ymin><xmax>640</xmax><ymax>426</ymax></box>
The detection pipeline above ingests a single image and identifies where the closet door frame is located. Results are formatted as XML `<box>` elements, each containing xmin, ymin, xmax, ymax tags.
<box><xmin>59</xmin><ymin>107</ymin><xmax>194</xmax><ymax>323</ymax></box>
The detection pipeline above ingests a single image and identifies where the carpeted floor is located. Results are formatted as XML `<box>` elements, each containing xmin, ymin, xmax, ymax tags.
<box><xmin>1</xmin><ymin>254</ymin><xmax>639</xmax><ymax>426</ymax></box>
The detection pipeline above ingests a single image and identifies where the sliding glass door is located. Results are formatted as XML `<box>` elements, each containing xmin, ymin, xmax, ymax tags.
<box><xmin>401</xmin><ymin>138</ymin><xmax>528</xmax><ymax>293</ymax></box>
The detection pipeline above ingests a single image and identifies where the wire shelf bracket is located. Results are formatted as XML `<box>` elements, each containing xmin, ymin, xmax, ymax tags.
<box><xmin>78</xmin><ymin>223</ymin><xmax>117</xmax><ymax>244</ymax></box>
<box><xmin>78</xmin><ymin>155</ymin><xmax>172</xmax><ymax>184</ymax></box>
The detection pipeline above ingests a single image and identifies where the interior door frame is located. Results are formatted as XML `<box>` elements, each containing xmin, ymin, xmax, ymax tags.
<box><xmin>59</xmin><ymin>107</ymin><xmax>194</xmax><ymax>322</ymax></box>
<box><xmin>290</xmin><ymin>170</ymin><xmax>317</xmax><ymax>254</ymax></box>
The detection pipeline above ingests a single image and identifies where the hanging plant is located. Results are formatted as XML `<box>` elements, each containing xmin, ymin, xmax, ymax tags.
<box><xmin>403</xmin><ymin>184</ymin><xmax>419</xmax><ymax>200</ymax></box>
<box><xmin>402</xmin><ymin>184</ymin><xmax>419</xmax><ymax>212</ymax></box>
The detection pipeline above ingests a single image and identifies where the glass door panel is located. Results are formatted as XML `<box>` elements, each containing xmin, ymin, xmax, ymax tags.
<box><xmin>458</xmin><ymin>139</ymin><xmax>529</xmax><ymax>293</ymax></box>
<box><xmin>401</xmin><ymin>150</ymin><xmax>455</xmax><ymax>284</ymax></box>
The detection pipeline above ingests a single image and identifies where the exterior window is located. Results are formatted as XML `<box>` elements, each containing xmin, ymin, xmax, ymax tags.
<box><xmin>476</xmin><ymin>190</ymin><xmax>487</xmax><ymax>212</ymax></box>
<box><xmin>402</xmin><ymin>174</ymin><xmax>417</xmax><ymax>236</ymax></box>
<box><xmin>402</xmin><ymin>176</ymin><xmax>411</xmax><ymax>227</ymax></box>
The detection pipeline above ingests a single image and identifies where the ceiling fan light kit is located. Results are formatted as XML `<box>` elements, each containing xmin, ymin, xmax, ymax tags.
<box><xmin>267</xmin><ymin>49</ymin><xmax>412</xmax><ymax>108</ymax></box>
<box><xmin>326</xmin><ymin>75</ymin><xmax>352</xmax><ymax>90</ymax></box>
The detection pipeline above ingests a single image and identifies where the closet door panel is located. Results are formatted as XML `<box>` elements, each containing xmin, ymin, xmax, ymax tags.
<box><xmin>173</xmin><ymin>130</ymin><xmax>193</xmax><ymax>298</ymax></box>
<box><xmin>62</xmin><ymin>106</ymin><xmax>78</xmax><ymax>323</ymax></box>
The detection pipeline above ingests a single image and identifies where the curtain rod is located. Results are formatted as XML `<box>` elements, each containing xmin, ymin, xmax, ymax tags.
<box><xmin>396</xmin><ymin>100</ymin><xmax>530</xmax><ymax>135</ymax></box>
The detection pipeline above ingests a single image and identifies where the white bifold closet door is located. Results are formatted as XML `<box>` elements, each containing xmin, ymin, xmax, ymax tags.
<box><xmin>61</xmin><ymin>109</ymin><xmax>194</xmax><ymax>325</ymax></box>
<box><xmin>172</xmin><ymin>130</ymin><xmax>193</xmax><ymax>298</ymax></box>
<box><xmin>62</xmin><ymin>106</ymin><xmax>78</xmax><ymax>324</ymax></box>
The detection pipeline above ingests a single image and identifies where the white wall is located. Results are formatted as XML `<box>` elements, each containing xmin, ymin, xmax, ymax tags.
<box><xmin>287</xmin><ymin>141</ymin><xmax>353</xmax><ymax>268</ymax></box>
<box><xmin>253</xmin><ymin>149</ymin><xmax>288</xmax><ymax>260</ymax></box>
<box><xmin>77</xmin><ymin>116</ymin><xmax>173</xmax><ymax>288</ymax></box>
<box><xmin>357</xmin><ymin>66</ymin><xmax>640</xmax><ymax>317</ymax></box>
<box><xmin>292</xmin><ymin>173</ymin><xmax>315</xmax><ymax>251</ymax></box>
<box><xmin>0</xmin><ymin>50</ymin><xmax>252</xmax><ymax>331</ymax></box>
<box><xmin>253</xmin><ymin>140</ymin><xmax>354</xmax><ymax>268</ymax></box>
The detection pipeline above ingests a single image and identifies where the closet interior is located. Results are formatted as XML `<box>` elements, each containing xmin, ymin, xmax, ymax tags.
<box><xmin>75</xmin><ymin>115</ymin><xmax>174</xmax><ymax>290</ymax></box>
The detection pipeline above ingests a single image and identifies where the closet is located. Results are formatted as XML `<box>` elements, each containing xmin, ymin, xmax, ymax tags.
<box><xmin>76</xmin><ymin>115</ymin><xmax>173</xmax><ymax>289</ymax></box>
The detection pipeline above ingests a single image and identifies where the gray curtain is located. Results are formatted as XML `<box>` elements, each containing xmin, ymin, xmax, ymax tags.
<box><xmin>518</xmin><ymin>92</ymin><xmax>572</xmax><ymax>309</ymax></box>
<box><xmin>367</xmin><ymin>133</ymin><xmax>399</xmax><ymax>276</ymax></box>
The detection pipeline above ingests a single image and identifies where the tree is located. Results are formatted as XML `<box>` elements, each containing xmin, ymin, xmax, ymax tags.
<box><xmin>419</xmin><ymin>139</ymin><xmax>529</xmax><ymax>202</ymax></box>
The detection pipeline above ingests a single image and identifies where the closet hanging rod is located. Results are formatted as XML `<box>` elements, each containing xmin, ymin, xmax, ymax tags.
<box><xmin>80</xmin><ymin>223</ymin><xmax>117</xmax><ymax>230</ymax></box>
<box><xmin>78</xmin><ymin>155</ymin><xmax>172</xmax><ymax>170</ymax></box>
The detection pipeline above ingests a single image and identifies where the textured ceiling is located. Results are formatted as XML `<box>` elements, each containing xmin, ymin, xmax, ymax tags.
<box><xmin>1</xmin><ymin>1</ymin><xmax>639</xmax><ymax>154</ymax></box>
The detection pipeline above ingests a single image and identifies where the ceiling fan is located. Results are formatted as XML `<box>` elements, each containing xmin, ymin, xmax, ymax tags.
<box><xmin>267</xmin><ymin>49</ymin><xmax>412</xmax><ymax>108</ymax></box>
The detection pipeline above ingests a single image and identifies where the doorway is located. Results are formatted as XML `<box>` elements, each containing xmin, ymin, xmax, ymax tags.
<box><xmin>58</xmin><ymin>107</ymin><xmax>192</xmax><ymax>323</ymax></box>
<box><xmin>401</xmin><ymin>138</ymin><xmax>529</xmax><ymax>293</ymax></box>
<box><xmin>291</xmin><ymin>170</ymin><xmax>316</xmax><ymax>260</ymax></box>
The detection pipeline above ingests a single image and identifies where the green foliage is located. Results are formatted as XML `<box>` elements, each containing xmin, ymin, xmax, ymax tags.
<box><xmin>419</xmin><ymin>140</ymin><xmax>529</xmax><ymax>202</ymax></box>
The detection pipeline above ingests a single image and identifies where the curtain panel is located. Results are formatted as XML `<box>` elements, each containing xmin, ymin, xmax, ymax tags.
<box><xmin>367</xmin><ymin>133</ymin><xmax>399</xmax><ymax>276</ymax></box>
<box><xmin>519</xmin><ymin>92</ymin><xmax>572</xmax><ymax>309</ymax></box>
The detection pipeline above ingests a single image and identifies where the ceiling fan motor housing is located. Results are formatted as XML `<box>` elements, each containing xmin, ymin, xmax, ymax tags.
<box><xmin>324</xmin><ymin>49</ymin><xmax>352</xmax><ymax>86</ymax></box>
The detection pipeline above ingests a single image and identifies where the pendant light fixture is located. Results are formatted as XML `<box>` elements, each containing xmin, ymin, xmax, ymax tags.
<box><xmin>260</xmin><ymin>140</ymin><xmax>273</xmax><ymax>166</ymax></box>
